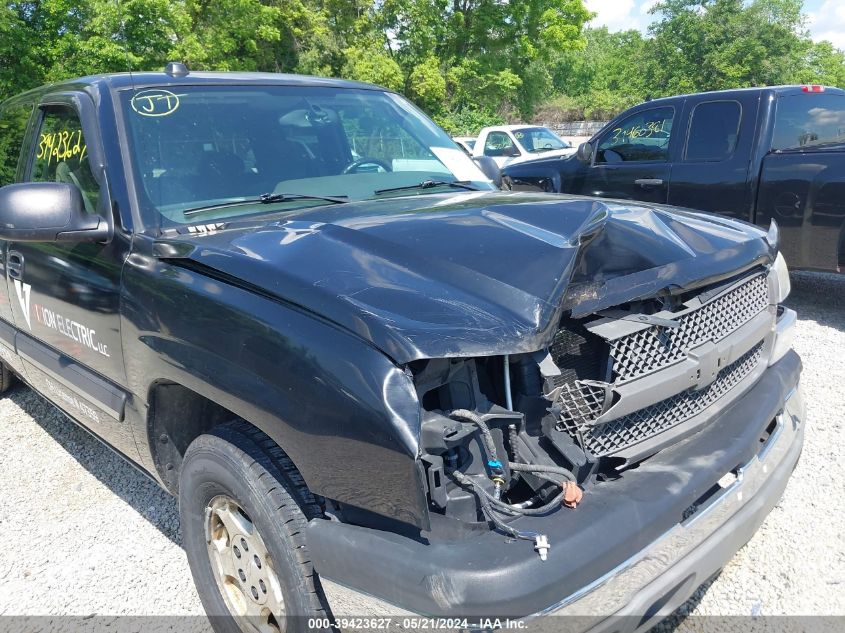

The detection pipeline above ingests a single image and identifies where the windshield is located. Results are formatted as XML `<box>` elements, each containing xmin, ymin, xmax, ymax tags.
<box><xmin>120</xmin><ymin>85</ymin><xmax>492</xmax><ymax>226</ymax></box>
<box><xmin>513</xmin><ymin>127</ymin><xmax>570</xmax><ymax>152</ymax></box>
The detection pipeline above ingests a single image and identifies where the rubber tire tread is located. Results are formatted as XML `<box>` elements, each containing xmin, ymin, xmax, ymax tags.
<box><xmin>0</xmin><ymin>364</ymin><xmax>13</xmax><ymax>394</ymax></box>
<box><xmin>179</xmin><ymin>420</ymin><xmax>332</xmax><ymax>632</ymax></box>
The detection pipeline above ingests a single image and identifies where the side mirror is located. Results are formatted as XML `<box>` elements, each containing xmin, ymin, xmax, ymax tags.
<box><xmin>473</xmin><ymin>156</ymin><xmax>503</xmax><ymax>189</ymax></box>
<box><xmin>0</xmin><ymin>182</ymin><xmax>109</xmax><ymax>243</ymax></box>
<box><xmin>576</xmin><ymin>142</ymin><xmax>593</xmax><ymax>163</ymax></box>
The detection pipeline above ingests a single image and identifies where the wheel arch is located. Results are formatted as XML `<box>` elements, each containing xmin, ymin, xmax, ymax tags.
<box><xmin>146</xmin><ymin>379</ymin><xmax>246</xmax><ymax>493</ymax></box>
<box><xmin>124</xmin><ymin>256</ymin><xmax>429</xmax><ymax>529</ymax></box>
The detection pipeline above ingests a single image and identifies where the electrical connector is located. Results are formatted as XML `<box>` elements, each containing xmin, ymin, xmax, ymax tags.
<box><xmin>534</xmin><ymin>534</ymin><xmax>550</xmax><ymax>561</ymax></box>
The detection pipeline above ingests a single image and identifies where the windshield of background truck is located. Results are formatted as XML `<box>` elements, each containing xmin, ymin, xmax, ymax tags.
<box><xmin>772</xmin><ymin>93</ymin><xmax>845</xmax><ymax>151</ymax></box>
<box><xmin>514</xmin><ymin>127</ymin><xmax>570</xmax><ymax>152</ymax></box>
<box><xmin>120</xmin><ymin>85</ymin><xmax>492</xmax><ymax>226</ymax></box>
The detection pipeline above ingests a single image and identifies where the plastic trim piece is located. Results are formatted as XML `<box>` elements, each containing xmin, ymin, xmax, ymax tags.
<box><xmin>15</xmin><ymin>331</ymin><xmax>127</xmax><ymax>421</ymax></box>
<box><xmin>769</xmin><ymin>306</ymin><xmax>796</xmax><ymax>366</ymax></box>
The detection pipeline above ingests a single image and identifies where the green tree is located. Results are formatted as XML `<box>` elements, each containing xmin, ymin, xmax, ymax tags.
<box><xmin>342</xmin><ymin>44</ymin><xmax>405</xmax><ymax>91</ymax></box>
<box><xmin>550</xmin><ymin>27</ymin><xmax>648</xmax><ymax>112</ymax></box>
<box><xmin>540</xmin><ymin>0</ymin><xmax>845</xmax><ymax>121</ymax></box>
<box><xmin>801</xmin><ymin>41</ymin><xmax>845</xmax><ymax>88</ymax></box>
<box><xmin>181</xmin><ymin>0</ymin><xmax>281</xmax><ymax>71</ymax></box>
<box><xmin>645</xmin><ymin>0</ymin><xmax>810</xmax><ymax>93</ymax></box>
<box><xmin>381</xmin><ymin>0</ymin><xmax>591</xmax><ymax>118</ymax></box>
<box><xmin>0</xmin><ymin>6</ymin><xmax>37</xmax><ymax>97</ymax></box>
<box><xmin>407</xmin><ymin>56</ymin><xmax>447</xmax><ymax>114</ymax></box>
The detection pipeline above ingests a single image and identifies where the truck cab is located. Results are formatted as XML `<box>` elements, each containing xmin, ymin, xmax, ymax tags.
<box><xmin>474</xmin><ymin>125</ymin><xmax>576</xmax><ymax>167</ymax></box>
<box><xmin>503</xmin><ymin>85</ymin><xmax>845</xmax><ymax>272</ymax></box>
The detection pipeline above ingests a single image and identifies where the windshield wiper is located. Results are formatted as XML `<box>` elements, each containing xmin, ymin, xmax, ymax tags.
<box><xmin>374</xmin><ymin>180</ymin><xmax>479</xmax><ymax>195</ymax></box>
<box><xmin>183</xmin><ymin>192</ymin><xmax>348</xmax><ymax>217</ymax></box>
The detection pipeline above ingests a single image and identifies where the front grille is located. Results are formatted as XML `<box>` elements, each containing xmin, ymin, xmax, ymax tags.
<box><xmin>577</xmin><ymin>342</ymin><xmax>763</xmax><ymax>456</ymax></box>
<box><xmin>555</xmin><ymin>381</ymin><xmax>607</xmax><ymax>432</ymax></box>
<box><xmin>608</xmin><ymin>274</ymin><xmax>769</xmax><ymax>382</ymax></box>
<box><xmin>549</xmin><ymin>327</ymin><xmax>603</xmax><ymax>389</ymax></box>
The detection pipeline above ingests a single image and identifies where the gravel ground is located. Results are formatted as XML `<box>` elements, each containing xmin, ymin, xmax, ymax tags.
<box><xmin>0</xmin><ymin>272</ymin><xmax>843</xmax><ymax>628</ymax></box>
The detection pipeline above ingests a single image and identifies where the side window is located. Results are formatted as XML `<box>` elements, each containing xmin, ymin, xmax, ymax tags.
<box><xmin>32</xmin><ymin>107</ymin><xmax>100</xmax><ymax>214</ymax></box>
<box><xmin>339</xmin><ymin>106</ymin><xmax>437</xmax><ymax>170</ymax></box>
<box><xmin>771</xmin><ymin>93</ymin><xmax>845</xmax><ymax>151</ymax></box>
<box><xmin>596</xmin><ymin>107</ymin><xmax>675</xmax><ymax>164</ymax></box>
<box><xmin>0</xmin><ymin>103</ymin><xmax>33</xmax><ymax>187</ymax></box>
<box><xmin>685</xmin><ymin>101</ymin><xmax>741</xmax><ymax>162</ymax></box>
<box><xmin>484</xmin><ymin>132</ymin><xmax>516</xmax><ymax>157</ymax></box>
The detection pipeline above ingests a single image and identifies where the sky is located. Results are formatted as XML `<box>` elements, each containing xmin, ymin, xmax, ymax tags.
<box><xmin>585</xmin><ymin>0</ymin><xmax>845</xmax><ymax>50</ymax></box>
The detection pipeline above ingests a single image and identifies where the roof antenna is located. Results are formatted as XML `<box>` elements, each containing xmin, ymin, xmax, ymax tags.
<box><xmin>165</xmin><ymin>61</ymin><xmax>190</xmax><ymax>77</ymax></box>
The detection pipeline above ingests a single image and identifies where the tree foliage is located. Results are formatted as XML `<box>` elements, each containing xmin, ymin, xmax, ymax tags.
<box><xmin>542</xmin><ymin>0</ymin><xmax>845</xmax><ymax>122</ymax></box>
<box><xmin>1</xmin><ymin>0</ymin><xmax>845</xmax><ymax>131</ymax></box>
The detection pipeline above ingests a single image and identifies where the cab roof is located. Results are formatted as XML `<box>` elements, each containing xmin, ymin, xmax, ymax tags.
<box><xmin>483</xmin><ymin>124</ymin><xmax>551</xmax><ymax>132</ymax></box>
<box><xmin>643</xmin><ymin>84</ymin><xmax>845</xmax><ymax>105</ymax></box>
<box><xmin>3</xmin><ymin>70</ymin><xmax>388</xmax><ymax>106</ymax></box>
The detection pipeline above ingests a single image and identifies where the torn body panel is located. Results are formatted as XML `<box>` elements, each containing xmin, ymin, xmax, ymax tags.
<box><xmin>409</xmin><ymin>261</ymin><xmax>782</xmax><ymax>551</ymax></box>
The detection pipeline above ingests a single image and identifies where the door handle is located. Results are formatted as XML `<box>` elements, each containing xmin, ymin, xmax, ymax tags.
<box><xmin>634</xmin><ymin>178</ymin><xmax>664</xmax><ymax>188</ymax></box>
<box><xmin>7</xmin><ymin>251</ymin><xmax>23</xmax><ymax>280</ymax></box>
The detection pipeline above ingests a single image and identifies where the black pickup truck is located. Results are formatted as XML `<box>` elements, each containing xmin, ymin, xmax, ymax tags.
<box><xmin>502</xmin><ymin>85</ymin><xmax>845</xmax><ymax>272</ymax></box>
<box><xmin>0</xmin><ymin>68</ymin><xmax>804</xmax><ymax>632</ymax></box>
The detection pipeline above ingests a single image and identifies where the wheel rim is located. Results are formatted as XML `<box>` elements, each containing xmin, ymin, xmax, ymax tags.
<box><xmin>205</xmin><ymin>495</ymin><xmax>286</xmax><ymax>632</ymax></box>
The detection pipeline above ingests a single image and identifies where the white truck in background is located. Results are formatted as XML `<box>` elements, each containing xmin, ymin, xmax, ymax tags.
<box><xmin>473</xmin><ymin>125</ymin><xmax>577</xmax><ymax>167</ymax></box>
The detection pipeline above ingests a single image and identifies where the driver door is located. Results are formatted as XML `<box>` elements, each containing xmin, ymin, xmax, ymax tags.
<box><xmin>483</xmin><ymin>131</ymin><xmax>523</xmax><ymax>168</ymax></box>
<box><xmin>581</xmin><ymin>105</ymin><xmax>679</xmax><ymax>204</ymax></box>
<box><xmin>5</xmin><ymin>97</ymin><xmax>136</xmax><ymax>459</ymax></box>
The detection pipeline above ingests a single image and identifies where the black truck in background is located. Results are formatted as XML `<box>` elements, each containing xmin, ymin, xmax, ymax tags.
<box><xmin>502</xmin><ymin>85</ymin><xmax>845</xmax><ymax>272</ymax></box>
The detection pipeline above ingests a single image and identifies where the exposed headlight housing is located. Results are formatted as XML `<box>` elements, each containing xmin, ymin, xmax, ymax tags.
<box><xmin>773</xmin><ymin>252</ymin><xmax>791</xmax><ymax>303</ymax></box>
<box><xmin>770</xmin><ymin>306</ymin><xmax>797</xmax><ymax>366</ymax></box>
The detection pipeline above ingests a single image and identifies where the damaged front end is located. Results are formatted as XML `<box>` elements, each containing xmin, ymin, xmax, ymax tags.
<box><xmin>414</xmin><ymin>264</ymin><xmax>785</xmax><ymax>558</ymax></box>
<box><xmin>302</xmin><ymin>198</ymin><xmax>802</xmax><ymax>620</ymax></box>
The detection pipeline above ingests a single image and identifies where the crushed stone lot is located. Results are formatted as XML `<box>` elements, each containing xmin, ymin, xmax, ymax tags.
<box><xmin>0</xmin><ymin>272</ymin><xmax>843</xmax><ymax>628</ymax></box>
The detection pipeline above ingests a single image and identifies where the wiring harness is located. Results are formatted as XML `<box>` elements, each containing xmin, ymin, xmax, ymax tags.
<box><xmin>447</xmin><ymin>409</ymin><xmax>582</xmax><ymax>561</ymax></box>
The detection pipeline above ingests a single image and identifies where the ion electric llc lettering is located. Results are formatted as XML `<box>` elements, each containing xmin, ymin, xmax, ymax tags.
<box><xmin>33</xmin><ymin>304</ymin><xmax>110</xmax><ymax>357</ymax></box>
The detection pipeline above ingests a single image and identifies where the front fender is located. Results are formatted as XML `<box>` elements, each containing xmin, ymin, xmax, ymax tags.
<box><xmin>120</xmin><ymin>253</ymin><xmax>428</xmax><ymax>529</ymax></box>
<box><xmin>502</xmin><ymin>160</ymin><xmax>563</xmax><ymax>193</ymax></box>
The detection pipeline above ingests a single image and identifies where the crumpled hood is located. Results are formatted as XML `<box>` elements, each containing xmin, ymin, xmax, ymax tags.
<box><xmin>161</xmin><ymin>192</ymin><xmax>774</xmax><ymax>363</ymax></box>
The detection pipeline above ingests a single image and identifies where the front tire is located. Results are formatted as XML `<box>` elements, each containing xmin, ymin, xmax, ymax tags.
<box><xmin>180</xmin><ymin>421</ymin><xmax>331</xmax><ymax>633</ymax></box>
<box><xmin>0</xmin><ymin>363</ymin><xmax>14</xmax><ymax>394</ymax></box>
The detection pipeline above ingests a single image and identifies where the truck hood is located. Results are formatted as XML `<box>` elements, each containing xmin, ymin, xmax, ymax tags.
<box><xmin>158</xmin><ymin>192</ymin><xmax>774</xmax><ymax>363</ymax></box>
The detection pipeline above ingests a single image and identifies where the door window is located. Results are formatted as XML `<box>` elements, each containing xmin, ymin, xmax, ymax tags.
<box><xmin>685</xmin><ymin>101</ymin><xmax>741</xmax><ymax>162</ymax></box>
<box><xmin>596</xmin><ymin>107</ymin><xmax>674</xmax><ymax>163</ymax></box>
<box><xmin>340</xmin><ymin>107</ymin><xmax>437</xmax><ymax>169</ymax></box>
<box><xmin>0</xmin><ymin>103</ymin><xmax>33</xmax><ymax>186</ymax></box>
<box><xmin>771</xmin><ymin>93</ymin><xmax>845</xmax><ymax>151</ymax></box>
<box><xmin>32</xmin><ymin>107</ymin><xmax>100</xmax><ymax>213</ymax></box>
<box><xmin>484</xmin><ymin>131</ymin><xmax>517</xmax><ymax>157</ymax></box>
